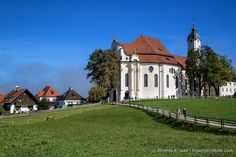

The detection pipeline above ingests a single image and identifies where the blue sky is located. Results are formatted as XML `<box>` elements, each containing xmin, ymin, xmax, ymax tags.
<box><xmin>0</xmin><ymin>0</ymin><xmax>236</xmax><ymax>96</ymax></box>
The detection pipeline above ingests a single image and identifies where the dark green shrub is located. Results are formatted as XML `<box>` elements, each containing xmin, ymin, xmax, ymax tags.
<box><xmin>37</xmin><ymin>98</ymin><xmax>50</xmax><ymax>110</ymax></box>
<box><xmin>0</xmin><ymin>106</ymin><xmax>5</xmax><ymax>115</ymax></box>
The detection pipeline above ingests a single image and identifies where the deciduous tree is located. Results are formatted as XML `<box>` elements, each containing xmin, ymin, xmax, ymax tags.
<box><xmin>85</xmin><ymin>49</ymin><xmax>118</xmax><ymax>102</ymax></box>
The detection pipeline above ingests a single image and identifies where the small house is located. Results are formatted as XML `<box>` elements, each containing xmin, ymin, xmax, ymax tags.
<box><xmin>55</xmin><ymin>87</ymin><xmax>85</xmax><ymax>108</ymax></box>
<box><xmin>35</xmin><ymin>86</ymin><xmax>60</xmax><ymax>102</ymax></box>
<box><xmin>35</xmin><ymin>86</ymin><xmax>60</xmax><ymax>109</ymax></box>
<box><xmin>2</xmin><ymin>87</ymin><xmax>38</xmax><ymax>113</ymax></box>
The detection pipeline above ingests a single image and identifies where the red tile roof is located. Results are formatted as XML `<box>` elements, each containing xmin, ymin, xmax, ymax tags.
<box><xmin>173</xmin><ymin>55</ymin><xmax>187</xmax><ymax>69</ymax></box>
<box><xmin>138</xmin><ymin>54</ymin><xmax>178</xmax><ymax>65</ymax></box>
<box><xmin>0</xmin><ymin>94</ymin><xmax>6</xmax><ymax>105</ymax></box>
<box><xmin>35</xmin><ymin>86</ymin><xmax>60</xmax><ymax>98</ymax></box>
<box><xmin>121</xmin><ymin>35</ymin><xmax>172</xmax><ymax>56</ymax></box>
<box><xmin>119</xmin><ymin>35</ymin><xmax>186</xmax><ymax>66</ymax></box>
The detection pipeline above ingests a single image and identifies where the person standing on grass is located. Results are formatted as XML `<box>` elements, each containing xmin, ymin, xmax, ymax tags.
<box><xmin>183</xmin><ymin>108</ymin><xmax>187</xmax><ymax>119</ymax></box>
<box><xmin>176</xmin><ymin>108</ymin><xmax>181</xmax><ymax>118</ymax></box>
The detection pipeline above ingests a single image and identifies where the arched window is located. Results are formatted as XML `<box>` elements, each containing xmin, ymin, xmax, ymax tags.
<box><xmin>144</xmin><ymin>74</ymin><xmax>148</xmax><ymax>87</ymax></box>
<box><xmin>166</xmin><ymin>75</ymin><xmax>169</xmax><ymax>88</ymax></box>
<box><xmin>175</xmin><ymin>76</ymin><xmax>178</xmax><ymax>89</ymax></box>
<box><xmin>125</xmin><ymin>74</ymin><xmax>129</xmax><ymax>87</ymax></box>
<box><xmin>154</xmin><ymin>74</ymin><xmax>158</xmax><ymax>87</ymax></box>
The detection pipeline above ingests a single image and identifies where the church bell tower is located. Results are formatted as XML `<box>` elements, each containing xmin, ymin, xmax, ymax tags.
<box><xmin>187</xmin><ymin>24</ymin><xmax>201</xmax><ymax>52</ymax></box>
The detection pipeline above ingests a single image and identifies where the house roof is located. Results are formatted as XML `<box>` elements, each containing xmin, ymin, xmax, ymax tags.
<box><xmin>61</xmin><ymin>88</ymin><xmax>84</xmax><ymax>100</ymax></box>
<box><xmin>35</xmin><ymin>86</ymin><xmax>60</xmax><ymax>98</ymax></box>
<box><xmin>0</xmin><ymin>94</ymin><xmax>6</xmax><ymax>105</ymax></box>
<box><xmin>173</xmin><ymin>55</ymin><xmax>187</xmax><ymax>69</ymax></box>
<box><xmin>4</xmin><ymin>88</ymin><xmax>38</xmax><ymax>104</ymax></box>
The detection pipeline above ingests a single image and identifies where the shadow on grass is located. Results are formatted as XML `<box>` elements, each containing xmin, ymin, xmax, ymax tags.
<box><xmin>131</xmin><ymin>106</ymin><xmax>236</xmax><ymax>136</ymax></box>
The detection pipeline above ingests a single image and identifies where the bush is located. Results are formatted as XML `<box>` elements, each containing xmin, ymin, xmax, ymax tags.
<box><xmin>88</xmin><ymin>85</ymin><xmax>106</xmax><ymax>103</ymax></box>
<box><xmin>37</xmin><ymin>98</ymin><xmax>50</xmax><ymax>110</ymax></box>
<box><xmin>0</xmin><ymin>106</ymin><xmax>5</xmax><ymax>115</ymax></box>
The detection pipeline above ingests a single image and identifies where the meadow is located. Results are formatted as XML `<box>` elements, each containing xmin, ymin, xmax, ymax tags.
<box><xmin>132</xmin><ymin>99</ymin><xmax>236</xmax><ymax>120</ymax></box>
<box><xmin>0</xmin><ymin>105</ymin><xmax>235</xmax><ymax>157</ymax></box>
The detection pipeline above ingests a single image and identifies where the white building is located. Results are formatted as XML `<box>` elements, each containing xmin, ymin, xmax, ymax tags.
<box><xmin>111</xmin><ymin>26</ymin><xmax>201</xmax><ymax>101</ymax></box>
<box><xmin>55</xmin><ymin>87</ymin><xmax>86</xmax><ymax>108</ymax></box>
<box><xmin>219</xmin><ymin>82</ymin><xmax>236</xmax><ymax>96</ymax></box>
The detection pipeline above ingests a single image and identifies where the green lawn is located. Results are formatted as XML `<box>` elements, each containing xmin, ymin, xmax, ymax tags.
<box><xmin>132</xmin><ymin>99</ymin><xmax>236</xmax><ymax>120</ymax></box>
<box><xmin>0</xmin><ymin>105</ymin><xmax>235</xmax><ymax>157</ymax></box>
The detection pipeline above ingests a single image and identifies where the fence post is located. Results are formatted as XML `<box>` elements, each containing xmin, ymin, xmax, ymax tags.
<box><xmin>169</xmin><ymin>112</ymin><xmax>171</xmax><ymax>117</ymax></box>
<box><xmin>194</xmin><ymin>116</ymin><xmax>197</xmax><ymax>122</ymax></box>
<box><xmin>162</xmin><ymin>110</ymin><xmax>164</xmax><ymax>115</ymax></box>
<box><xmin>206</xmin><ymin>118</ymin><xmax>209</xmax><ymax>125</ymax></box>
<box><xmin>221</xmin><ymin>119</ymin><xmax>224</xmax><ymax>128</ymax></box>
<box><xmin>176</xmin><ymin>113</ymin><xmax>178</xmax><ymax>119</ymax></box>
<box><xmin>157</xmin><ymin>108</ymin><xmax>159</xmax><ymax>113</ymax></box>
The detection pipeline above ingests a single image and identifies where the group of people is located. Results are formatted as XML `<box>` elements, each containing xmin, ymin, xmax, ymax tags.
<box><xmin>176</xmin><ymin>107</ymin><xmax>187</xmax><ymax>118</ymax></box>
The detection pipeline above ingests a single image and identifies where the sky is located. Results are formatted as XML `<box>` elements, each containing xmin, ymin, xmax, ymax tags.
<box><xmin>0</xmin><ymin>0</ymin><xmax>236</xmax><ymax>97</ymax></box>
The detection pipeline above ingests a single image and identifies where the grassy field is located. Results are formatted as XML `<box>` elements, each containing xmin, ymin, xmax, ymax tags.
<box><xmin>132</xmin><ymin>99</ymin><xmax>236</xmax><ymax>120</ymax></box>
<box><xmin>0</xmin><ymin>105</ymin><xmax>235</xmax><ymax>157</ymax></box>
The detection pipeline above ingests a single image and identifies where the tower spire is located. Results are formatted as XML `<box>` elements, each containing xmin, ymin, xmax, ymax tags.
<box><xmin>113</xmin><ymin>34</ymin><xmax>117</xmax><ymax>43</ymax></box>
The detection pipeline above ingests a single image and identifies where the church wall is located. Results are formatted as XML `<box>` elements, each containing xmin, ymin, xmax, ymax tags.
<box><xmin>161</xmin><ymin>64</ymin><xmax>180</xmax><ymax>99</ymax></box>
<box><xmin>139</xmin><ymin>63</ymin><xmax>160</xmax><ymax>99</ymax></box>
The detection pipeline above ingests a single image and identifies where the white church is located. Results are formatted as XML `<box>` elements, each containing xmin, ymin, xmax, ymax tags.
<box><xmin>110</xmin><ymin>26</ymin><xmax>236</xmax><ymax>101</ymax></box>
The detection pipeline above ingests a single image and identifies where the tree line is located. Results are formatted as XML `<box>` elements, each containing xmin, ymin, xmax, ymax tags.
<box><xmin>186</xmin><ymin>45</ymin><xmax>236</xmax><ymax>96</ymax></box>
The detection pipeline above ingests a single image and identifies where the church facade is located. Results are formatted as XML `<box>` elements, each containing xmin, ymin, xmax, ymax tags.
<box><xmin>111</xmin><ymin>26</ymin><xmax>201</xmax><ymax>102</ymax></box>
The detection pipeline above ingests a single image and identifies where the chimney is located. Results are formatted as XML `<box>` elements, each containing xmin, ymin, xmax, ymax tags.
<box><xmin>16</xmin><ymin>85</ymin><xmax>20</xmax><ymax>91</ymax></box>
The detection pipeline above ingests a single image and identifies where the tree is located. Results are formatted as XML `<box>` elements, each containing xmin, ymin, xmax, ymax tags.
<box><xmin>186</xmin><ymin>50</ymin><xmax>201</xmax><ymax>96</ymax></box>
<box><xmin>85</xmin><ymin>49</ymin><xmax>119</xmax><ymax>102</ymax></box>
<box><xmin>186</xmin><ymin>45</ymin><xmax>235</xmax><ymax>97</ymax></box>
<box><xmin>88</xmin><ymin>85</ymin><xmax>107</xmax><ymax>103</ymax></box>
<box><xmin>199</xmin><ymin>46</ymin><xmax>234</xmax><ymax>96</ymax></box>
<box><xmin>37</xmin><ymin>98</ymin><xmax>50</xmax><ymax>110</ymax></box>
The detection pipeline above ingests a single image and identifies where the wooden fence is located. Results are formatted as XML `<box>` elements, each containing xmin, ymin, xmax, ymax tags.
<box><xmin>115</xmin><ymin>103</ymin><xmax>236</xmax><ymax>129</ymax></box>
